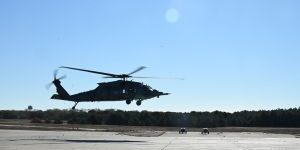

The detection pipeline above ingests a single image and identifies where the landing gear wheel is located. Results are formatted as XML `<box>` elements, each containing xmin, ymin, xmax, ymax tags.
<box><xmin>72</xmin><ymin>106</ymin><xmax>75</xmax><ymax>110</ymax></box>
<box><xmin>126</xmin><ymin>100</ymin><xmax>131</xmax><ymax>105</ymax></box>
<box><xmin>136</xmin><ymin>100</ymin><xmax>141</xmax><ymax>106</ymax></box>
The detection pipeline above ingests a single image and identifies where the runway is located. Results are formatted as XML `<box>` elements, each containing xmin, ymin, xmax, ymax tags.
<box><xmin>0</xmin><ymin>129</ymin><xmax>299</xmax><ymax>150</ymax></box>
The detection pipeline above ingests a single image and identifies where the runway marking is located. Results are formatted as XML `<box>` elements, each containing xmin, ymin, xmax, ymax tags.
<box><xmin>9</xmin><ymin>138</ymin><xmax>145</xmax><ymax>143</ymax></box>
<box><xmin>161</xmin><ymin>137</ymin><xmax>177</xmax><ymax>150</ymax></box>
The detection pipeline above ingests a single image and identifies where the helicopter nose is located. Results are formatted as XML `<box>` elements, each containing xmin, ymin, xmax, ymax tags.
<box><xmin>163</xmin><ymin>92</ymin><xmax>170</xmax><ymax>95</ymax></box>
<box><xmin>159</xmin><ymin>92</ymin><xmax>170</xmax><ymax>96</ymax></box>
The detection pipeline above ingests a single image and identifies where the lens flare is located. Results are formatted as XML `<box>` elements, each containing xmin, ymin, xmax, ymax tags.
<box><xmin>165</xmin><ymin>8</ymin><xmax>179</xmax><ymax>23</ymax></box>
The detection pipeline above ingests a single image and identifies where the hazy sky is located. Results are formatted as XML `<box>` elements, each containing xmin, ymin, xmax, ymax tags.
<box><xmin>1</xmin><ymin>0</ymin><xmax>300</xmax><ymax>112</ymax></box>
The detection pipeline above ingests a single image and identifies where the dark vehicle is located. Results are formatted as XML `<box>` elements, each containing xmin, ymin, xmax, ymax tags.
<box><xmin>201</xmin><ymin>128</ymin><xmax>209</xmax><ymax>134</ymax></box>
<box><xmin>179</xmin><ymin>128</ymin><xmax>187</xmax><ymax>134</ymax></box>
<box><xmin>47</xmin><ymin>66</ymin><xmax>179</xmax><ymax>109</ymax></box>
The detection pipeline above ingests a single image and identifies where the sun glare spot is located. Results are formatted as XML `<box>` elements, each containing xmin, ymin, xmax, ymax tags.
<box><xmin>165</xmin><ymin>8</ymin><xmax>179</xmax><ymax>23</ymax></box>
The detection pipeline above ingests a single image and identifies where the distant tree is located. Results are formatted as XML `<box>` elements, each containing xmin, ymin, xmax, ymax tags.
<box><xmin>27</xmin><ymin>105</ymin><xmax>33</xmax><ymax>111</ymax></box>
<box><xmin>1</xmin><ymin>107</ymin><xmax>300</xmax><ymax>127</ymax></box>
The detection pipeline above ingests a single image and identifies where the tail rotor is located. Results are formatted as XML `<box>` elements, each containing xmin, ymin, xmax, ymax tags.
<box><xmin>46</xmin><ymin>69</ymin><xmax>67</xmax><ymax>90</ymax></box>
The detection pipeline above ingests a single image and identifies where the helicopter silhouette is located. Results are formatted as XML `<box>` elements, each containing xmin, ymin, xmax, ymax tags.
<box><xmin>47</xmin><ymin>66</ymin><xmax>174</xmax><ymax>110</ymax></box>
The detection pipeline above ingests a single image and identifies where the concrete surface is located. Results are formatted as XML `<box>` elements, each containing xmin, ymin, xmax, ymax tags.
<box><xmin>0</xmin><ymin>129</ymin><xmax>299</xmax><ymax>150</ymax></box>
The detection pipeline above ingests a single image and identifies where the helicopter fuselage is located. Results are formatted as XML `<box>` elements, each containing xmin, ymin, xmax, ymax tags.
<box><xmin>49</xmin><ymin>66</ymin><xmax>172</xmax><ymax>109</ymax></box>
<box><xmin>51</xmin><ymin>80</ymin><xmax>169</xmax><ymax>105</ymax></box>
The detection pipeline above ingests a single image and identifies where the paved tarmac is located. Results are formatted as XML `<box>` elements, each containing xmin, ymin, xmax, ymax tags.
<box><xmin>0</xmin><ymin>129</ymin><xmax>299</xmax><ymax>150</ymax></box>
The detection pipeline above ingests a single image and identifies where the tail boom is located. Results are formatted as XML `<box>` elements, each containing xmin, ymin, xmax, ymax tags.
<box><xmin>51</xmin><ymin>79</ymin><xmax>71</xmax><ymax>100</ymax></box>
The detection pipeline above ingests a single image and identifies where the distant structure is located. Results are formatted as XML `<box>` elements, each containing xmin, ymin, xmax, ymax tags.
<box><xmin>27</xmin><ymin>105</ymin><xmax>33</xmax><ymax>111</ymax></box>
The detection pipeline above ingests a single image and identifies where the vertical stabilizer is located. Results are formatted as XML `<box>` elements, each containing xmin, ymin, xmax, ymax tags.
<box><xmin>51</xmin><ymin>79</ymin><xmax>70</xmax><ymax>100</ymax></box>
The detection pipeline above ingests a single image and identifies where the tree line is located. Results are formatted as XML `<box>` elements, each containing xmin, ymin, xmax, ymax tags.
<box><xmin>0</xmin><ymin>108</ymin><xmax>300</xmax><ymax>127</ymax></box>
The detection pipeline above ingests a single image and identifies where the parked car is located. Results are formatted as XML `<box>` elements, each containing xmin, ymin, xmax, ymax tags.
<box><xmin>179</xmin><ymin>128</ymin><xmax>187</xmax><ymax>134</ymax></box>
<box><xmin>201</xmin><ymin>128</ymin><xmax>209</xmax><ymax>134</ymax></box>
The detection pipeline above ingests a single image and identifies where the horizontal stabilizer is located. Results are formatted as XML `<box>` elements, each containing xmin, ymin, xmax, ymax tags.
<box><xmin>51</xmin><ymin>94</ymin><xmax>70</xmax><ymax>100</ymax></box>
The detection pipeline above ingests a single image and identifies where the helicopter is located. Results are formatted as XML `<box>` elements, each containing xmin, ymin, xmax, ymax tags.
<box><xmin>47</xmin><ymin>66</ymin><xmax>174</xmax><ymax>110</ymax></box>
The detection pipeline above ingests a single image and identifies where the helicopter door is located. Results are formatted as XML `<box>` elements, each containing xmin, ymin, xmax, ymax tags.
<box><xmin>127</xmin><ymin>87</ymin><xmax>135</xmax><ymax>100</ymax></box>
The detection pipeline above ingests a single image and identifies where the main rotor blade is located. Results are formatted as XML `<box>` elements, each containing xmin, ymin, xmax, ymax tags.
<box><xmin>103</xmin><ymin>75</ymin><xmax>184</xmax><ymax>80</ymax></box>
<box><xmin>103</xmin><ymin>76</ymin><xmax>120</xmax><ymax>78</ymax></box>
<box><xmin>127</xmin><ymin>66</ymin><xmax>146</xmax><ymax>76</ymax></box>
<box><xmin>60</xmin><ymin>66</ymin><xmax>118</xmax><ymax>77</ymax></box>
<box><xmin>132</xmin><ymin>76</ymin><xmax>184</xmax><ymax>80</ymax></box>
